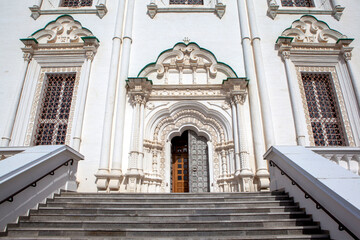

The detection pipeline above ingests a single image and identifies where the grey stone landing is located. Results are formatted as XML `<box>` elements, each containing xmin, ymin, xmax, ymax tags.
<box><xmin>1</xmin><ymin>191</ymin><xmax>330</xmax><ymax>239</ymax></box>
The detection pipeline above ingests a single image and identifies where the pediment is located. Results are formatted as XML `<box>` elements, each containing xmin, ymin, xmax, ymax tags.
<box><xmin>138</xmin><ymin>43</ymin><xmax>237</xmax><ymax>85</ymax></box>
<box><xmin>29</xmin><ymin>15</ymin><xmax>93</xmax><ymax>44</ymax></box>
<box><xmin>280</xmin><ymin>15</ymin><xmax>346</xmax><ymax>44</ymax></box>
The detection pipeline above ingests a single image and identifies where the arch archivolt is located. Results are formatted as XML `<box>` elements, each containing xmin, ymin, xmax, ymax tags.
<box><xmin>143</xmin><ymin>105</ymin><xmax>234</xmax><ymax>192</ymax></box>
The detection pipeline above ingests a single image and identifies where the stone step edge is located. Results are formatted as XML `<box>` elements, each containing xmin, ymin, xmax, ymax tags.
<box><xmin>6</xmin><ymin>225</ymin><xmax>321</xmax><ymax>232</ymax></box>
<box><xmin>0</xmin><ymin>234</ymin><xmax>331</xmax><ymax>240</ymax></box>
<box><xmin>27</xmin><ymin>211</ymin><xmax>307</xmax><ymax>217</ymax></box>
<box><xmin>37</xmin><ymin>206</ymin><xmax>300</xmax><ymax>211</ymax></box>
<box><xmin>15</xmin><ymin>217</ymin><xmax>314</xmax><ymax>224</ymax></box>
<box><xmin>46</xmin><ymin>200</ymin><xmax>294</xmax><ymax>205</ymax></box>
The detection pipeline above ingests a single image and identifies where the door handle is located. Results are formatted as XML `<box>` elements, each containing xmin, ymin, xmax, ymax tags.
<box><xmin>192</xmin><ymin>166</ymin><xmax>197</xmax><ymax>172</ymax></box>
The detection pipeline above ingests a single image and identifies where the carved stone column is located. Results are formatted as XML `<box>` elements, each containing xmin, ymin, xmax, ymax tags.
<box><xmin>72</xmin><ymin>38</ymin><xmax>99</xmax><ymax>151</ymax></box>
<box><xmin>281</xmin><ymin>50</ymin><xmax>307</xmax><ymax>146</ymax></box>
<box><xmin>230</xmin><ymin>100</ymin><xmax>241</xmax><ymax>176</ymax></box>
<box><xmin>1</xmin><ymin>40</ymin><xmax>34</xmax><ymax>147</ymax></box>
<box><xmin>343</xmin><ymin>52</ymin><xmax>360</xmax><ymax>107</ymax></box>
<box><xmin>233</xmin><ymin>94</ymin><xmax>253</xmax><ymax>192</ymax></box>
<box><xmin>125</xmin><ymin>78</ymin><xmax>152</xmax><ymax>192</ymax></box>
<box><xmin>96</xmin><ymin>0</ymin><xmax>126</xmax><ymax>192</ymax></box>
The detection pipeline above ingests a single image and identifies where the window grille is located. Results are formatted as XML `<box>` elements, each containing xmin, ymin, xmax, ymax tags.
<box><xmin>169</xmin><ymin>0</ymin><xmax>204</xmax><ymax>5</ymax></box>
<box><xmin>34</xmin><ymin>73</ymin><xmax>76</xmax><ymax>145</ymax></box>
<box><xmin>281</xmin><ymin>0</ymin><xmax>314</xmax><ymax>7</ymax></box>
<box><xmin>301</xmin><ymin>72</ymin><xmax>346</xmax><ymax>146</ymax></box>
<box><xmin>60</xmin><ymin>0</ymin><xmax>92</xmax><ymax>7</ymax></box>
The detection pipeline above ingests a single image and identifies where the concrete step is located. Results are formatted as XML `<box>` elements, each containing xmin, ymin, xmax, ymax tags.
<box><xmin>49</xmin><ymin>195</ymin><xmax>292</xmax><ymax>203</ymax></box>
<box><xmin>6</xmin><ymin>226</ymin><xmax>323</xmax><ymax>237</ymax></box>
<box><xmin>9</xmin><ymin>218</ymin><xmax>316</xmax><ymax>229</ymax></box>
<box><xmin>40</xmin><ymin>200</ymin><xmax>296</xmax><ymax>209</ymax></box>
<box><xmin>21</xmin><ymin>211</ymin><xmax>309</xmax><ymax>221</ymax></box>
<box><xmin>58</xmin><ymin>191</ymin><xmax>286</xmax><ymax>198</ymax></box>
<box><xmin>34</xmin><ymin>205</ymin><xmax>302</xmax><ymax>215</ymax></box>
<box><xmin>1</xmin><ymin>191</ymin><xmax>330</xmax><ymax>239</ymax></box>
<box><xmin>0</xmin><ymin>234</ymin><xmax>331</xmax><ymax>240</ymax></box>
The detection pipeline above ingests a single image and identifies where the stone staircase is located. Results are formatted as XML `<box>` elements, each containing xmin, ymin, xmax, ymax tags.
<box><xmin>1</xmin><ymin>191</ymin><xmax>330</xmax><ymax>239</ymax></box>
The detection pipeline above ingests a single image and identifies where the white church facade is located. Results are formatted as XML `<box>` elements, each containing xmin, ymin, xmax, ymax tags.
<box><xmin>0</xmin><ymin>0</ymin><xmax>359</xmax><ymax>195</ymax></box>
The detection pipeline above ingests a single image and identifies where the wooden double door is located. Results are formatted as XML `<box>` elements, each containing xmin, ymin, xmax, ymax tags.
<box><xmin>171</xmin><ymin>130</ymin><xmax>209</xmax><ymax>193</ymax></box>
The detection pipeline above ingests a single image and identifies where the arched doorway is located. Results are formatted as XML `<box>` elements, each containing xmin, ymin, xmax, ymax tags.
<box><xmin>171</xmin><ymin>130</ymin><xmax>209</xmax><ymax>193</ymax></box>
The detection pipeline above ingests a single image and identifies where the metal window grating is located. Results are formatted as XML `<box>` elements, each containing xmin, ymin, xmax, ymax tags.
<box><xmin>170</xmin><ymin>0</ymin><xmax>204</xmax><ymax>5</ymax></box>
<box><xmin>34</xmin><ymin>73</ymin><xmax>76</xmax><ymax>145</ymax></box>
<box><xmin>61</xmin><ymin>0</ymin><xmax>92</xmax><ymax>7</ymax></box>
<box><xmin>301</xmin><ymin>72</ymin><xmax>346</xmax><ymax>146</ymax></box>
<box><xmin>281</xmin><ymin>0</ymin><xmax>314</xmax><ymax>7</ymax></box>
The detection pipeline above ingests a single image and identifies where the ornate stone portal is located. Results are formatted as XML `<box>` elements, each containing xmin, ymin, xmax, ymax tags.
<box><xmin>117</xmin><ymin>43</ymin><xmax>261</xmax><ymax>193</ymax></box>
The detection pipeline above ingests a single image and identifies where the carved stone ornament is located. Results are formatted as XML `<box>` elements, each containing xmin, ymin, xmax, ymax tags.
<box><xmin>138</xmin><ymin>42</ymin><xmax>237</xmax><ymax>84</ymax></box>
<box><xmin>279</xmin><ymin>15</ymin><xmax>346</xmax><ymax>44</ymax></box>
<box><xmin>20</xmin><ymin>15</ymin><xmax>99</xmax><ymax>60</ymax></box>
<box><xmin>31</xmin><ymin>15</ymin><xmax>94</xmax><ymax>44</ymax></box>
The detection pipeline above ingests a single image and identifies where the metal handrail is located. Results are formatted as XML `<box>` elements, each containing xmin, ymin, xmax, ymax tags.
<box><xmin>0</xmin><ymin>159</ymin><xmax>74</xmax><ymax>205</ymax></box>
<box><xmin>269</xmin><ymin>160</ymin><xmax>359</xmax><ymax>240</ymax></box>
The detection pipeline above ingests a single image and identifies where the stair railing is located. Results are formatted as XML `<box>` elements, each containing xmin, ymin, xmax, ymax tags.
<box><xmin>0</xmin><ymin>145</ymin><xmax>83</xmax><ymax>231</ymax></box>
<box><xmin>264</xmin><ymin>146</ymin><xmax>360</xmax><ymax>240</ymax></box>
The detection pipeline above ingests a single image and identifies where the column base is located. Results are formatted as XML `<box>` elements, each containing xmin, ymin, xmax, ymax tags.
<box><xmin>95</xmin><ymin>169</ymin><xmax>110</xmax><ymax>191</ymax></box>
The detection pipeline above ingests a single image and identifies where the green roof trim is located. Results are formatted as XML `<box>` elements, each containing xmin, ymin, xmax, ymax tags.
<box><xmin>336</xmin><ymin>38</ymin><xmax>355</xmax><ymax>44</ymax></box>
<box><xmin>222</xmin><ymin>77</ymin><xmax>249</xmax><ymax>85</ymax></box>
<box><xmin>279</xmin><ymin>15</ymin><xmax>345</xmax><ymax>40</ymax></box>
<box><xmin>81</xmin><ymin>36</ymin><xmax>100</xmax><ymax>43</ymax></box>
<box><xmin>137</xmin><ymin>41</ymin><xmax>238</xmax><ymax>78</ymax></box>
<box><xmin>276</xmin><ymin>36</ymin><xmax>294</xmax><ymax>44</ymax></box>
<box><xmin>126</xmin><ymin>77</ymin><xmax>153</xmax><ymax>85</ymax></box>
<box><xmin>30</xmin><ymin>14</ymin><xmax>94</xmax><ymax>37</ymax></box>
<box><xmin>20</xmin><ymin>38</ymin><xmax>39</xmax><ymax>44</ymax></box>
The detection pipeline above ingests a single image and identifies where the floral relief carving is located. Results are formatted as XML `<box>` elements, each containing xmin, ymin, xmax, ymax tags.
<box><xmin>281</xmin><ymin>15</ymin><xmax>346</xmax><ymax>44</ymax></box>
<box><xmin>138</xmin><ymin>42</ymin><xmax>237</xmax><ymax>84</ymax></box>
<box><xmin>30</xmin><ymin>15</ymin><xmax>93</xmax><ymax>44</ymax></box>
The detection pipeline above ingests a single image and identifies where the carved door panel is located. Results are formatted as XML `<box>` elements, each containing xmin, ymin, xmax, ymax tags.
<box><xmin>188</xmin><ymin>131</ymin><xmax>209</xmax><ymax>192</ymax></box>
<box><xmin>172</xmin><ymin>144</ymin><xmax>189</xmax><ymax>192</ymax></box>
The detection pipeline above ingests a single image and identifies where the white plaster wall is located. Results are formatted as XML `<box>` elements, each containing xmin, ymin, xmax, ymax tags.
<box><xmin>0</xmin><ymin>0</ymin><xmax>360</xmax><ymax>192</ymax></box>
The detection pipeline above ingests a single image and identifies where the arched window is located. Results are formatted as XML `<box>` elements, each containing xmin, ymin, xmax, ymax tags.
<box><xmin>6</xmin><ymin>15</ymin><xmax>99</xmax><ymax>150</ymax></box>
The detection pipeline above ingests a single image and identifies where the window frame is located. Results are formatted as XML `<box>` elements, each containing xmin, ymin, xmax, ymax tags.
<box><xmin>32</xmin><ymin>72</ymin><xmax>78</xmax><ymax>146</ymax></box>
<box><xmin>297</xmin><ymin>69</ymin><xmax>350</xmax><ymax>146</ymax></box>
<box><xmin>29</xmin><ymin>0</ymin><xmax>107</xmax><ymax>20</ymax></box>
<box><xmin>147</xmin><ymin>0</ymin><xmax>226</xmax><ymax>19</ymax></box>
<box><xmin>267</xmin><ymin>0</ymin><xmax>344</xmax><ymax>20</ymax></box>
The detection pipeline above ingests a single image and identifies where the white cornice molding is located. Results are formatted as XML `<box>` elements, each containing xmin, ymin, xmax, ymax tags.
<box><xmin>276</xmin><ymin>16</ymin><xmax>354</xmax><ymax>58</ymax></box>
<box><xmin>29</xmin><ymin>0</ymin><xmax>107</xmax><ymax>20</ymax></box>
<box><xmin>147</xmin><ymin>2</ymin><xmax>225</xmax><ymax>19</ymax></box>
<box><xmin>138</xmin><ymin>42</ymin><xmax>237</xmax><ymax>82</ymax></box>
<box><xmin>267</xmin><ymin>0</ymin><xmax>344</xmax><ymax>20</ymax></box>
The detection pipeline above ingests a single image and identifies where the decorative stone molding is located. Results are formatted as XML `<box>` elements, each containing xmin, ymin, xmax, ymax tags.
<box><xmin>276</xmin><ymin>16</ymin><xmax>354</xmax><ymax>56</ymax></box>
<box><xmin>21</xmin><ymin>16</ymin><xmax>99</xmax><ymax>60</ymax></box>
<box><xmin>267</xmin><ymin>0</ymin><xmax>344</xmax><ymax>20</ymax></box>
<box><xmin>138</xmin><ymin>42</ymin><xmax>237</xmax><ymax>85</ymax></box>
<box><xmin>29</xmin><ymin>0</ymin><xmax>108</xmax><ymax>20</ymax></box>
<box><xmin>146</xmin><ymin>1</ymin><xmax>226</xmax><ymax>19</ymax></box>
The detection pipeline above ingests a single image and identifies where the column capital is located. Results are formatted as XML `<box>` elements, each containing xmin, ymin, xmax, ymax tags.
<box><xmin>281</xmin><ymin>50</ymin><xmax>291</xmax><ymax>60</ymax></box>
<box><xmin>233</xmin><ymin>94</ymin><xmax>246</xmax><ymax>105</ymax></box>
<box><xmin>343</xmin><ymin>51</ymin><xmax>352</xmax><ymax>61</ymax></box>
<box><xmin>23</xmin><ymin>53</ymin><xmax>33</xmax><ymax>62</ymax></box>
